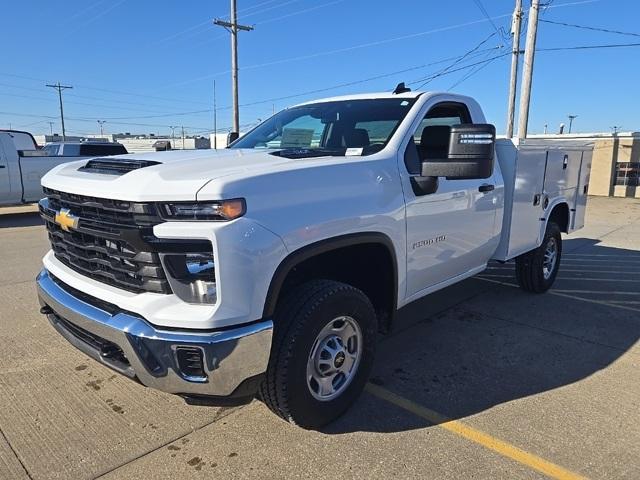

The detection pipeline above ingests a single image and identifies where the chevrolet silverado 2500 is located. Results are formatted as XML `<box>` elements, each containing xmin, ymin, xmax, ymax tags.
<box><xmin>36</xmin><ymin>90</ymin><xmax>592</xmax><ymax>428</ymax></box>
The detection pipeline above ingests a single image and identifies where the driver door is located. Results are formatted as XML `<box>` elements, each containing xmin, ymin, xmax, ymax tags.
<box><xmin>403</xmin><ymin>101</ymin><xmax>499</xmax><ymax>299</ymax></box>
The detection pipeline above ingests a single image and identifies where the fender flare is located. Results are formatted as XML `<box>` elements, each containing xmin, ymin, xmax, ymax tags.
<box><xmin>262</xmin><ymin>232</ymin><xmax>399</xmax><ymax>319</ymax></box>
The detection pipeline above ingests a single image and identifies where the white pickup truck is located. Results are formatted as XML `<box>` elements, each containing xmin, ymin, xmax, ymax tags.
<box><xmin>0</xmin><ymin>131</ymin><xmax>129</xmax><ymax>206</ymax></box>
<box><xmin>36</xmin><ymin>90</ymin><xmax>592</xmax><ymax>428</ymax></box>
<box><xmin>0</xmin><ymin>130</ymin><xmax>76</xmax><ymax>206</ymax></box>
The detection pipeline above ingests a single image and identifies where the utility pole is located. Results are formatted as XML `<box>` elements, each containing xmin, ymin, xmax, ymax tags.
<box><xmin>46</xmin><ymin>82</ymin><xmax>73</xmax><ymax>141</ymax></box>
<box><xmin>169</xmin><ymin>125</ymin><xmax>177</xmax><ymax>148</ymax></box>
<box><xmin>506</xmin><ymin>0</ymin><xmax>523</xmax><ymax>138</ymax></box>
<box><xmin>97</xmin><ymin>120</ymin><xmax>107</xmax><ymax>138</ymax></box>
<box><xmin>48</xmin><ymin>122</ymin><xmax>54</xmax><ymax>136</ymax></box>
<box><xmin>213</xmin><ymin>80</ymin><xmax>218</xmax><ymax>149</ymax></box>
<box><xmin>181</xmin><ymin>126</ymin><xmax>185</xmax><ymax>150</ymax></box>
<box><xmin>567</xmin><ymin>115</ymin><xmax>577</xmax><ymax>133</ymax></box>
<box><xmin>214</xmin><ymin>0</ymin><xmax>254</xmax><ymax>136</ymax></box>
<box><xmin>517</xmin><ymin>0</ymin><xmax>540</xmax><ymax>140</ymax></box>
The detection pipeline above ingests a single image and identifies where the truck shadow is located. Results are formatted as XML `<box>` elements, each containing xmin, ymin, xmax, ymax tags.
<box><xmin>0</xmin><ymin>211</ymin><xmax>43</xmax><ymax>228</ymax></box>
<box><xmin>325</xmin><ymin>238</ymin><xmax>640</xmax><ymax>434</ymax></box>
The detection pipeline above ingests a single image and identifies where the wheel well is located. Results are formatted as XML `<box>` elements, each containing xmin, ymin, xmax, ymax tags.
<box><xmin>548</xmin><ymin>202</ymin><xmax>570</xmax><ymax>233</ymax></box>
<box><xmin>265</xmin><ymin>238</ymin><xmax>397</xmax><ymax>333</ymax></box>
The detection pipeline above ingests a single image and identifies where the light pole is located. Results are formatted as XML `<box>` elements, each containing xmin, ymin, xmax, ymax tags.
<box><xmin>567</xmin><ymin>115</ymin><xmax>578</xmax><ymax>134</ymax></box>
<box><xmin>48</xmin><ymin>122</ymin><xmax>54</xmax><ymax>136</ymax></box>
<box><xmin>97</xmin><ymin>120</ymin><xmax>107</xmax><ymax>138</ymax></box>
<box><xmin>213</xmin><ymin>80</ymin><xmax>218</xmax><ymax>149</ymax></box>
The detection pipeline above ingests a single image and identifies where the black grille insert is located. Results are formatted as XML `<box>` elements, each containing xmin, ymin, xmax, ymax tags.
<box><xmin>41</xmin><ymin>189</ymin><xmax>171</xmax><ymax>294</ymax></box>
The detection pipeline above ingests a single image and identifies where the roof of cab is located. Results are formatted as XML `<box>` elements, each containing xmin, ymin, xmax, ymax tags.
<box><xmin>292</xmin><ymin>90</ymin><xmax>426</xmax><ymax>108</ymax></box>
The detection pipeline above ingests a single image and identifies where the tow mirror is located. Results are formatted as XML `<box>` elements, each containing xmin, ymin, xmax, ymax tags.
<box><xmin>421</xmin><ymin>124</ymin><xmax>495</xmax><ymax>180</ymax></box>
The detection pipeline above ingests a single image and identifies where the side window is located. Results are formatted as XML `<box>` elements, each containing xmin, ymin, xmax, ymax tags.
<box><xmin>405</xmin><ymin>102</ymin><xmax>472</xmax><ymax>174</ymax></box>
<box><xmin>43</xmin><ymin>144</ymin><xmax>60</xmax><ymax>156</ymax></box>
<box><xmin>64</xmin><ymin>145</ymin><xmax>80</xmax><ymax>156</ymax></box>
<box><xmin>413</xmin><ymin>102</ymin><xmax>471</xmax><ymax>163</ymax></box>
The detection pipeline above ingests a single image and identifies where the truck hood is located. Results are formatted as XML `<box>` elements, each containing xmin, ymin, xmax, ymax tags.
<box><xmin>41</xmin><ymin>149</ymin><xmax>302</xmax><ymax>201</ymax></box>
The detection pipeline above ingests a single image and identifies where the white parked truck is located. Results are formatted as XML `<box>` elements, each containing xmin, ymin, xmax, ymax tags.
<box><xmin>0</xmin><ymin>130</ymin><xmax>75</xmax><ymax>206</ymax></box>
<box><xmin>36</xmin><ymin>90</ymin><xmax>592</xmax><ymax>428</ymax></box>
<box><xmin>0</xmin><ymin>131</ymin><xmax>127</xmax><ymax>206</ymax></box>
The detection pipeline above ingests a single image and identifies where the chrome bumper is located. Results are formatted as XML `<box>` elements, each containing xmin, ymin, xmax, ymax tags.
<box><xmin>36</xmin><ymin>269</ymin><xmax>273</xmax><ymax>398</ymax></box>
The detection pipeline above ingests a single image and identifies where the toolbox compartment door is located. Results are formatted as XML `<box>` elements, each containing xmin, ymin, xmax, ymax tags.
<box><xmin>571</xmin><ymin>150</ymin><xmax>592</xmax><ymax>231</ymax></box>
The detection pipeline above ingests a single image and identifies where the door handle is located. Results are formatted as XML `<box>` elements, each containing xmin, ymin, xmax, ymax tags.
<box><xmin>0</xmin><ymin>165</ymin><xmax>6</xmax><ymax>169</ymax></box>
<box><xmin>478</xmin><ymin>184</ymin><xmax>494</xmax><ymax>193</ymax></box>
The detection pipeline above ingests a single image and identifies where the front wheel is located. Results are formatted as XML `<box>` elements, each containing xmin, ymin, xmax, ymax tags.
<box><xmin>259</xmin><ymin>280</ymin><xmax>377</xmax><ymax>429</ymax></box>
<box><xmin>515</xmin><ymin>222</ymin><xmax>562</xmax><ymax>293</ymax></box>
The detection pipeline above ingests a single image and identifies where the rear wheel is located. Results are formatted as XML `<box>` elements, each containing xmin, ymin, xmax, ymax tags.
<box><xmin>259</xmin><ymin>280</ymin><xmax>377</xmax><ymax>429</ymax></box>
<box><xmin>515</xmin><ymin>222</ymin><xmax>562</xmax><ymax>293</ymax></box>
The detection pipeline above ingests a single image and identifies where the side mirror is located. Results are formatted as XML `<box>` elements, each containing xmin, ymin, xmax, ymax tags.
<box><xmin>421</xmin><ymin>124</ymin><xmax>495</xmax><ymax>180</ymax></box>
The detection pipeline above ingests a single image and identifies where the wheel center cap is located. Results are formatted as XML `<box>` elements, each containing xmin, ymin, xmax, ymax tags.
<box><xmin>334</xmin><ymin>351</ymin><xmax>346</xmax><ymax>368</ymax></box>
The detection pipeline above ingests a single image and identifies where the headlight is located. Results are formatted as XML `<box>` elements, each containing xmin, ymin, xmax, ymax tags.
<box><xmin>161</xmin><ymin>252</ymin><xmax>217</xmax><ymax>304</ymax></box>
<box><xmin>159</xmin><ymin>199</ymin><xmax>246</xmax><ymax>221</ymax></box>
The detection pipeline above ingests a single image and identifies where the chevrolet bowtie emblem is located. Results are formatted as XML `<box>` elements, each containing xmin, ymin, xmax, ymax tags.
<box><xmin>54</xmin><ymin>208</ymin><xmax>79</xmax><ymax>232</ymax></box>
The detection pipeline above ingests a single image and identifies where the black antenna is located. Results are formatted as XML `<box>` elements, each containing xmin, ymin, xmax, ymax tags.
<box><xmin>393</xmin><ymin>82</ymin><xmax>411</xmax><ymax>94</ymax></box>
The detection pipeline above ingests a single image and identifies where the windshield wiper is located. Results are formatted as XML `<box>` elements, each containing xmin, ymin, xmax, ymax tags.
<box><xmin>270</xmin><ymin>147</ymin><xmax>345</xmax><ymax>159</ymax></box>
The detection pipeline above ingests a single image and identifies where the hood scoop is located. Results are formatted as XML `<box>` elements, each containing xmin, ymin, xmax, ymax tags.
<box><xmin>78</xmin><ymin>158</ymin><xmax>161</xmax><ymax>176</ymax></box>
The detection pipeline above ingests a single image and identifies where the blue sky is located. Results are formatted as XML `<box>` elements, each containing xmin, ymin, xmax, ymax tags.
<box><xmin>2</xmin><ymin>0</ymin><xmax>638</xmax><ymax>137</ymax></box>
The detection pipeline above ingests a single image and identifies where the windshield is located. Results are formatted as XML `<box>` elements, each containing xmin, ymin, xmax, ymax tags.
<box><xmin>231</xmin><ymin>97</ymin><xmax>416</xmax><ymax>158</ymax></box>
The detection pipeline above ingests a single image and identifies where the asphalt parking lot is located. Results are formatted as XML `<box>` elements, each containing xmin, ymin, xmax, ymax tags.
<box><xmin>1</xmin><ymin>196</ymin><xmax>639</xmax><ymax>480</ymax></box>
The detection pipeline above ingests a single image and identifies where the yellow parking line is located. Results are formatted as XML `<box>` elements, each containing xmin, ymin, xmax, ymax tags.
<box><xmin>365</xmin><ymin>383</ymin><xmax>587</xmax><ymax>480</ymax></box>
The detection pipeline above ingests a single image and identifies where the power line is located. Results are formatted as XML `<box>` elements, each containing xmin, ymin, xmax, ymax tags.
<box><xmin>161</xmin><ymin>13</ymin><xmax>516</xmax><ymax>90</ymax></box>
<box><xmin>0</xmin><ymin>72</ymin><xmax>207</xmax><ymax>107</ymax></box>
<box><xmin>93</xmin><ymin>47</ymin><xmax>504</xmax><ymax>120</ymax></box>
<box><xmin>540</xmin><ymin>19</ymin><xmax>640</xmax><ymax>38</ymax></box>
<box><xmin>413</xmin><ymin>32</ymin><xmax>501</xmax><ymax>89</ymax></box>
<box><xmin>13</xmin><ymin>38</ymin><xmax>631</xmax><ymax>130</ymax></box>
<box><xmin>447</xmin><ymin>51</ymin><xmax>501</xmax><ymax>91</ymax></box>
<box><xmin>0</xmin><ymin>48</ymin><xmax>501</xmax><ymax>132</ymax></box>
<box><xmin>62</xmin><ymin>0</ymin><xmax>128</xmax><ymax>38</ymax></box>
<box><xmin>538</xmin><ymin>42</ymin><xmax>640</xmax><ymax>51</ymax></box>
<box><xmin>471</xmin><ymin>0</ymin><xmax>510</xmax><ymax>41</ymax></box>
<box><xmin>256</xmin><ymin>0</ymin><xmax>345</xmax><ymax>26</ymax></box>
<box><xmin>0</xmin><ymin>86</ymin><xmax>201</xmax><ymax>116</ymax></box>
<box><xmin>72</xmin><ymin>47</ymin><xmax>500</xmax><ymax>120</ymax></box>
<box><xmin>408</xmin><ymin>52</ymin><xmax>511</xmax><ymax>87</ymax></box>
<box><xmin>154</xmin><ymin>0</ymin><xmax>300</xmax><ymax>46</ymax></box>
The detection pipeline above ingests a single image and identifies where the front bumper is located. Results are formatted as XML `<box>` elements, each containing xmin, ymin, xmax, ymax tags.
<box><xmin>36</xmin><ymin>269</ymin><xmax>273</xmax><ymax>399</ymax></box>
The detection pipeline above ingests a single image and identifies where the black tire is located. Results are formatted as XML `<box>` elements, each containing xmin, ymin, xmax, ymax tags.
<box><xmin>515</xmin><ymin>222</ymin><xmax>562</xmax><ymax>293</ymax></box>
<box><xmin>259</xmin><ymin>279</ymin><xmax>377</xmax><ymax>429</ymax></box>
